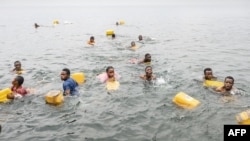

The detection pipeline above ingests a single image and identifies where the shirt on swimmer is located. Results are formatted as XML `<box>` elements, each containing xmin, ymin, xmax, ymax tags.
<box><xmin>63</xmin><ymin>78</ymin><xmax>79</xmax><ymax>96</ymax></box>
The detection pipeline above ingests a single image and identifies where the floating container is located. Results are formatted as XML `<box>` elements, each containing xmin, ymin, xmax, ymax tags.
<box><xmin>45</xmin><ymin>90</ymin><xmax>64</xmax><ymax>105</ymax></box>
<box><xmin>53</xmin><ymin>20</ymin><xmax>59</xmax><ymax>25</ymax></box>
<box><xmin>235</xmin><ymin>109</ymin><xmax>250</xmax><ymax>125</ymax></box>
<box><xmin>203</xmin><ymin>80</ymin><xmax>223</xmax><ymax>88</ymax></box>
<box><xmin>119</xmin><ymin>20</ymin><xmax>125</xmax><ymax>25</ymax></box>
<box><xmin>71</xmin><ymin>72</ymin><xmax>85</xmax><ymax>85</ymax></box>
<box><xmin>106</xmin><ymin>80</ymin><xmax>120</xmax><ymax>91</ymax></box>
<box><xmin>106</xmin><ymin>30</ymin><xmax>114</xmax><ymax>36</ymax></box>
<box><xmin>0</xmin><ymin>88</ymin><xmax>12</xmax><ymax>103</ymax></box>
<box><xmin>172</xmin><ymin>92</ymin><xmax>200</xmax><ymax>109</ymax></box>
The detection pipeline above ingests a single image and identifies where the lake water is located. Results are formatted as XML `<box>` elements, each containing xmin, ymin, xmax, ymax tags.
<box><xmin>1</xmin><ymin>0</ymin><xmax>250</xmax><ymax>140</ymax></box>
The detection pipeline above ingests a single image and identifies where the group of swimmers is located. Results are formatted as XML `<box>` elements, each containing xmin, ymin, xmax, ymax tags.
<box><xmin>7</xmin><ymin>52</ymin><xmax>154</xmax><ymax>99</ymax></box>
<box><xmin>203</xmin><ymin>68</ymin><xmax>239</xmax><ymax>96</ymax></box>
<box><xmin>3</xmin><ymin>22</ymin><xmax>152</xmax><ymax>99</ymax></box>
<box><xmin>4</xmin><ymin>22</ymin><xmax>237</xmax><ymax>100</ymax></box>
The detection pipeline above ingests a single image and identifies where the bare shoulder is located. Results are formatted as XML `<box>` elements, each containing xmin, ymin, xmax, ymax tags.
<box><xmin>140</xmin><ymin>75</ymin><xmax>146</xmax><ymax>80</ymax></box>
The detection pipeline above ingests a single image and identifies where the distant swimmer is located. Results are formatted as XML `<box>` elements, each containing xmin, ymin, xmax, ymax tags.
<box><xmin>129</xmin><ymin>41</ymin><xmax>139</xmax><ymax>51</ymax></box>
<box><xmin>112</xmin><ymin>34</ymin><xmax>116</xmax><ymax>39</ymax></box>
<box><xmin>34</xmin><ymin>23</ymin><xmax>40</xmax><ymax>28</ymax></box>
<box><xmin>214</xmin><ymin>76</ymin><xmax>239</xmax><ymax>95</ymax></box>
<box><xmin>138</xmin><ymin>35</ymin><xmax>143</xmax><ymax>41</ymax></box>
<box><xmin>129</xmin><ymin>53</ymin><xmax>152</xmax><ymax>64</ymax></box>
<box><xmin>140</xmin><ymin>66</ymin><xmax>156</xmax><ymax>81</ymax></box>
<box><xmin>116</xmin><ymin>22</ymin><xmax>119</xmax><ymax>26</ymax></box>
<box><xmin>87</xmin><ymin>36</ymin><xmax>95</xmax><ymax>45</ymax></box>
<box><xmin>12</xmin><ymin>60</ymin><xmax>24</xmax><ymax>75</ymax></box>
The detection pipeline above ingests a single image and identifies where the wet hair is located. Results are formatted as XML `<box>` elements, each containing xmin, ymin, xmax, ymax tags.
<box><xmin>34</xmin><ymin>23</ymin><xmax>39</xmax><ymax>28</ymax></box>
<box><xmin>62</xmin><ymin>68</ymin><xmax>70</xmax><ymax>76</ymax></box>
<box><xmin>138</xmin><ymin>35</ymin><xmax>143</xmax><ymax>39</ymax></box>
<box><xmin>145</xmin><ymin>53</ymin><xmax>150</xmax><ymax>58</ymax></box>
<box><xmin>204</xmin><ymin>68</ymin><xmax>212</xmax><ymax>75</ymax></box>
<box><xmin>145</xmin><ymin>66</ymin><xmax>152</xmax><ymax>72</ymax></box>
<box><xmin>15</xmin><ymin>76</ymin><xmax>24</xmax><ymax>85</ymax></box>
<box><xmin>112</xmin><ymin>34</ymin><xmax>116</xmax><ymax>38</ymax></box>
<box><xmin>225</xmin><ymin>76</ymin><xmax>234</xmax><ymax>84</ymax></box>
<box><xmin>106</xmin><ymin>66</ymin><xmax>114</xmax><ymax>73</ymax></box>
<box><xmin>90</xmin><ymin>36</ymin><xmax>94</xmax><ymax>40</ymax></box>
<box><xmin>14</xmin><ymin>60</ymin><xmax>21</xmax><ymax>65</ymax></box>
<box><xmin>131</xmin><ymin>41</ymin><xmax>135</xmax><ymax>45</ymax></box>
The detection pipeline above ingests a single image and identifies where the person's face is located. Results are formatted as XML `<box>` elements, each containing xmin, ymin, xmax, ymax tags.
<box><xmin>131</xmin><ymin>41</ymin><xmax>136</xmax><ymax>46</ymax></box>
<box><xmin>224</xmin><ymin>78</ymin><xmax>234</xmax><ymax>91</ymax></box>
<box><xmin>12</xmin><ymin>78</ymin><xmax>18</xmax><ymax>86</ymax></box>
<box><xmin>145</xmin><ymin>67</ymin><xmax>152</xmax><ymax>76</ymax></box>
<box><xmin>139</xmin><ymin>35</ymin><xmax>143</xmax><ymax>40</ymax></box>
<box><xmin>205</xmin><ymin>71</ymin><xmax>213</xmax><ymax>80</ymax></box>
<box><xmin>107</xmin><ymin>69</ymin><xmax>114</xmax><ymax>78</ymax></box>
<box><xmin>145</xmin><ymin>55</ymin><xmax>151</xmax><ymax>62</ymax></box>
<box><xmin>90</xmin><ymin>38</ymin><xmax>94</xmax><ymax>42</ymax></box>
<box><xmin>60</xmin><ymin>71</ymin><xmax>68</xmax><ymax>81</ymax></box>
<box><xmin>14</xmin><ymin>62</ymin><xmax>21</xmax><ymax>70</ymax></box>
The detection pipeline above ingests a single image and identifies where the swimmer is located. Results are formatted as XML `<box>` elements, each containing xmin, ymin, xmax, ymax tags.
<box><xmin>12</xmin><ymin>61</ymin><xmax>24</xmax><ymax>74</ymax></box>
<box><xmin>138</xmin><ymin>35</ymin><xmax>143</xmax><ymax>41</ymax></box>
<box><xmin>34</xmin><ymin>23</ymin><xmax>40</xmax><ymax>28</ymax></box>
<box><xmin>106</xmin><ymin>66</ymin><xmax>116</xmax><ymax>82</ymax></box>
<box><xmin>214</xmin><ymin>76</ymin><xmax>238</xmax><ymax>95</ymax></box>
<box><xmin>112</xmin><ymin>34</ymin><xmax>116</xmax><ymax>39</ymax></box>
<box><xmin>116</xmin><ymin>22</ymin><xmax>119</xmax><ymax>26</ymax></box>
<box><xmin>203</xmin><ymin>68</ymin><xmax>217</xmax><ymax>81</ymax></box>
<box><xmin>87</xmin><ymin>36</ymin><xmax>95</xmax><ymax>45</ymax></box>
<box><xmin>138</xmin><ymin>53</ymin><xmax>151</xmax><ymax>64</ymax></box>
<box><xmin>61</xmin><ymin>68</ymin><xmax>79</xmax><ymax>96</ymax></box>
<box><xmin>129</xmin><ymin>41</ymin><xmax>139</xmax><ymax>51</ymax></box>
<box><xmin>7</xmin><ymin>76</ymin><xmax>31</xmax><ymax>99</ymax></box>
<box><xmin>140</xmin><ymin>66</ymin><xmax>156</xmax><ymax>81</ymax></box>
<box><xmin>97</xmin><ymin>66</ymin><xmax>120</xmax><ymax>83</ymax></box>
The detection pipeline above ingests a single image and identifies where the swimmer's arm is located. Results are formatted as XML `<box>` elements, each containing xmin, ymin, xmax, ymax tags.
<box><xmin>140</xmin><ymin>75</ymin><xmax>146</xmax><ymax>80</ymax></box>
<box><xmin>64</xmin><ymin>89</ymin><xmax>71</xmax><ymax>96</ymax></box>
<box><xmin>152</xmin><ymin>75</ymin><xmax>157</xmax><ymax>80</ymax></box>
<box><xmin>211</xmin><ymin>76</ymin><xmax>218</xmax><ymax>81</ymax></box>
<box><xmin>137</xmin><ymin>59</ymin><xmax>144</xmax><ymax>64</ymax></box>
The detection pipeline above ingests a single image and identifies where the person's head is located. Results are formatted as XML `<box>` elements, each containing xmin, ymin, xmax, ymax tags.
<box><xmin>116</xmin><ymin>22</ymin><xmax>119</xmax><ymax>26</ymax></box>
<box><xmin>34</xmin><ymin>23</ymin><xmax>39</xmax><ymax>28</ymax></box>
<box><xmin>12</xmin><ymin>76</ymin><xmax>24</xmax><ymax>87</ymax></box>
<box><xmin>90</xmin><ymin>36</ymin><xmax>95</xmax><ymax>42</ymax></box>
<box><xmin>224</xmin><ymin>76</ymin><xmax>234</xmax><ymax>91</ymax></box>
<box><xmin>106</xmin><ymin>66</ymin><xmax>115</xmax><ymax>78</ymax></box>
<box><xmin>112</xmin><ymin>34</ymin><xmax>116</xmax><ymax>39</ymax></box>
<box><xmin>144</xmin><ymin>53</ymin><xmax>151</xmax><ymax>62</ymax></box>
<box><xmin>61</xmin><ymin>68</ymin><xmax>70</xmax><ymax>81</ymax></box>
<box><xmin>204</xmin><ymin>68</ymin><xmax>213</xmax><ymax>80</ymax></box>
<box><xmin>14</xmin><ymin>61</ymin><xmax>22</xmax><ymax>71</ymax></box>
<box><xmin>145</xmin><ymin>66</ymin><xmax>153</xmax><ymax>77</ymax></box>
<box><xmin>131</xmin><ymin>41</ymin><xmax>136</xmax><ymax>47</ymax></box>
<box><xmin>138</xmin><ymin>35</ymin><xmax>143</xmax><ymax>41</ymax></box>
